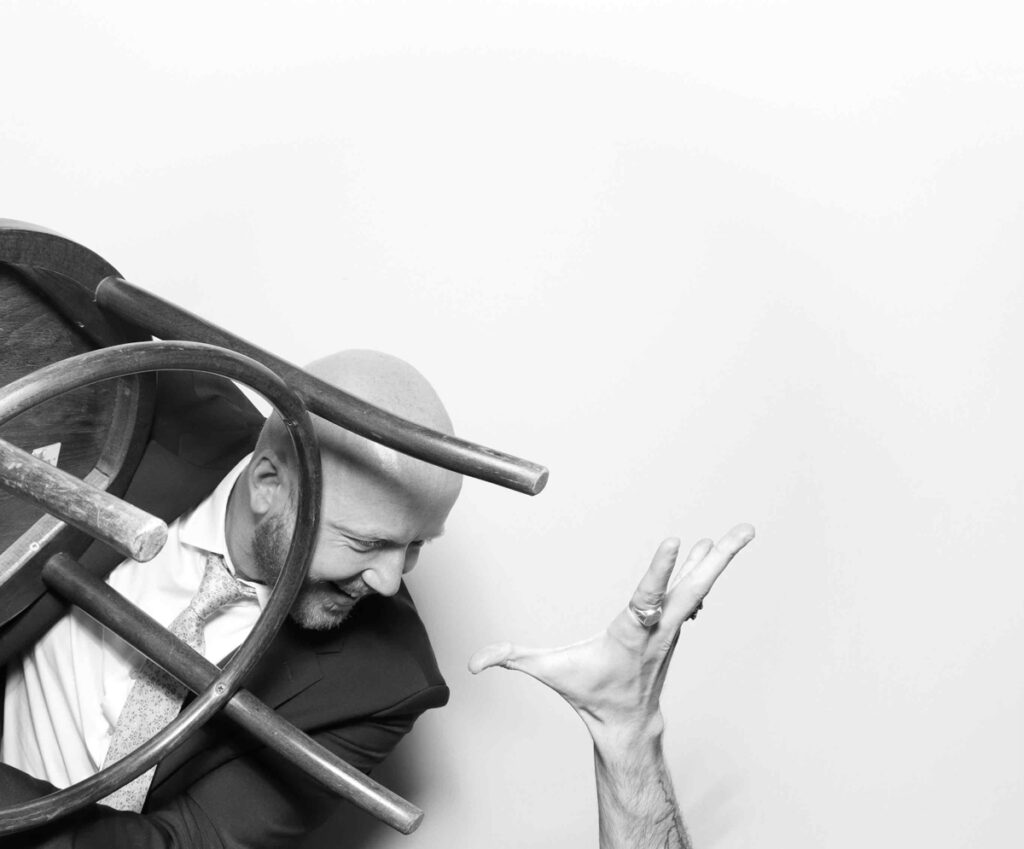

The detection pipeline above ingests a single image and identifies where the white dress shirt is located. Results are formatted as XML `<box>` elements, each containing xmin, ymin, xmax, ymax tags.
<box><xmin>0</xmin><ymin>455</ymin><xmax>268</xmax><ymax>788</ymax></box>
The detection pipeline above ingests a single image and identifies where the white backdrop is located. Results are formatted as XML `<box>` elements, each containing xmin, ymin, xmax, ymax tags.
<box><xmin>2</xmin><ymin>2</ymin><xmax>1023</xmax><ymax>847</ymax></box>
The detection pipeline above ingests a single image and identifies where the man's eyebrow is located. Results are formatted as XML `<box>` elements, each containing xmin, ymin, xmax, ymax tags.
<box><xmin>327</xmin><ymin>522</ymin><xmax>387</xmax><ymax>540</ymax></box>
<box><xmin>328</xmin><ymin>522</ymin><xmax>445</xmax><ymax>543</ymax></box>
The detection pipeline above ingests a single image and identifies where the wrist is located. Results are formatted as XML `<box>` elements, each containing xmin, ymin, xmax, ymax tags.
<box><xmin>587</xmin><ymin>711</ymin><xmax>666</xmax><ymax>760</ymax></box>
<box><xmin>590</xmin><ymin>713</ymin><xmax>685</xmax><ymax>844</ymax></box>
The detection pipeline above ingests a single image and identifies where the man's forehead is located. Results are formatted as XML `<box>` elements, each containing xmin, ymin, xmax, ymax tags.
<box><xmin>319</xmin><ymin>428</ymin><xmax>461</xmax><ymax>494</ymax></box>
<box><xmin>318</xmin><ymin>420</ymin><xmax>412</xmax><ymax>477</ymax></box>
<box><xmin>318</xmin><ymin>446</ymin><xmax>461</xmax><ymax>528</ymax></box>
<box><xmin>320</xmin><ymin>486</ymin><xmax>453</xmax><ymax>545</ymax></box>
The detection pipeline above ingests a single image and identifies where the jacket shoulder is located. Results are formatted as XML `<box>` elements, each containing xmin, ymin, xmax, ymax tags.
<box><xmin>254</xmin><ymin>583</ymin><xmax>448</xmax><ymax>728</ymax></box>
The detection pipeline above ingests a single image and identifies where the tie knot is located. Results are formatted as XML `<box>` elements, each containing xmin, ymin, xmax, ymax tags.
<box><xmin>189</xmin><ymin>553</ymin><xmax>256</xmax><ymax>622</ymax></box>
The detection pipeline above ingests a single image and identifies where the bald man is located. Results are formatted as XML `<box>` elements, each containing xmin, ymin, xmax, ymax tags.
<box><xmin>0</xmin><ymin>351</ymin><xmax>461</xmax><ymax>847</ymax></box>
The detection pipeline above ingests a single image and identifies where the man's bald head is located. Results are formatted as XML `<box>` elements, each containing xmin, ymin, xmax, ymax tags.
<box><xmin>306</xmin><ymin>349</ymin><xmax>455</xmax><ymax>436</ymax></box>
<box><xmin>255</xmin><ymin>349</ymin><xmax>458</xmax><ymax>493</ymax></box>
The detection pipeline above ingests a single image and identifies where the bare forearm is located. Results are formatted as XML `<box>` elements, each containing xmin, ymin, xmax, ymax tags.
<box><xmin>592</xmin><ymin>725</ymin><xmax>691</xmax><ymax>849</ymax></box>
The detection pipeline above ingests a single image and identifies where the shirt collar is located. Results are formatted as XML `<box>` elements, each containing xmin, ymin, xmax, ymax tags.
<box><xmin>178</xmin><ymin>453</ymin><xmax>271</xmax><ymax>609</ymax></box>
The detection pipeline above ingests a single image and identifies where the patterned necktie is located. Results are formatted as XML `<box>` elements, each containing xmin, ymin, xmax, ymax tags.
<box><xmin>101</xmin><ymin>552</ymin><xmax>256</xmax><ymax>812</ymax></box>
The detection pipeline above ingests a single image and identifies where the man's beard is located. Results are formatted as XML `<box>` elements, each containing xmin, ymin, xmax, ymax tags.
<box><xmin>251</xmin><ymin>510</ymin><xmax>353</xmax><ymax>631</ymax></box>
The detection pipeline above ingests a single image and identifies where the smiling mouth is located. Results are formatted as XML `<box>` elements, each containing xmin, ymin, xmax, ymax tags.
<box><xmin>333</xmin><ymin>582</ymin><xmax>370</xmax><ymax>602</ymax></box>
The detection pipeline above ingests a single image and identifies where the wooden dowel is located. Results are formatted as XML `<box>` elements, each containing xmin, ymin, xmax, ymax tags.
<box><xmin>0</xmin><ymin>439</ymin><xmax>166</xmax><ymax>562</ymax></box>
<box><xmin>95</xmin><ymin>275</ymin><xmax>549</xmax><ymax>496</ymax></box>
<box><xmin>42</xmin><ymin>554</ymin><xmax>423</xmax><ymax>834</ymax></box>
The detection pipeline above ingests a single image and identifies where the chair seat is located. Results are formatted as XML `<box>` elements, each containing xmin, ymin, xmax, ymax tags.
<box><xmin>0</xmin><ymin>220</ymin><xmax>153</xmax><ymax>580</ymax></box>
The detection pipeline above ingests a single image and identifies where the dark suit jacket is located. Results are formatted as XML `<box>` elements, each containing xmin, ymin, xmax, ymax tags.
<box><xmin>0</xmin><ymin>372</ymin><xmax>449</xmax><ymax>848</ymax></box>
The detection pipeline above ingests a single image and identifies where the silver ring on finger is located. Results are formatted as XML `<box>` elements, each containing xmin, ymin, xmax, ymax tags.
<box><xmin>628</xmin><ymin>602</ymin><xmax>663</xmax><ymax>628</ymax></box>
<box><xmin>686</xmin><ymin>600</ymin><xmax>704</xmax><ymax>622</ymax></box>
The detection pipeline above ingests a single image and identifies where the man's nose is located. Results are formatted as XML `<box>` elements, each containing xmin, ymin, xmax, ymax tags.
<box><xmin>361</xmin><ymin>549</ymin><xmax>406</xmax><ymax>597</ymax></box>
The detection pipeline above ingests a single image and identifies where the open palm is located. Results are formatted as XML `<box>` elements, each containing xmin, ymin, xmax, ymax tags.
<box><xmin>469</xmin><ymin>524</ymin><xmax>755</xmax><ymax>739</ymax></box>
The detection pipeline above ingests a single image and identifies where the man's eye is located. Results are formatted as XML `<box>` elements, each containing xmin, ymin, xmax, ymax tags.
<box><xmin>346</xmin><ymin>537</ymin><xmax>427</xmax><ymax>553</ymax></box>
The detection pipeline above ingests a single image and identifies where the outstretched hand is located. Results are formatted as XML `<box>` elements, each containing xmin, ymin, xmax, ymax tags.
<box><xmin>469</xmin><ymin>524</ymin><xmax>755</xmax><ymax>743</ymax></box>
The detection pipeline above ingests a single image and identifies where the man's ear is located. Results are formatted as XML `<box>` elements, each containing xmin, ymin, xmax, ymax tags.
<box><xmin>247</xmin><ymin>452</ymin><xmax>288</xmax><ymax>516</ymax></box>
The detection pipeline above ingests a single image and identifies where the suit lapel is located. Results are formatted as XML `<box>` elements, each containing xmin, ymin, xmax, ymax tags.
<box><xmin>241</xmin><ymin>621</ymin><xmax>326</xmax><ymax>709</ymax></box>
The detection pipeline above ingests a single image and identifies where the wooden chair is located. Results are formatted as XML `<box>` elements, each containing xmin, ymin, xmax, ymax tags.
<box><xmin>0</xmin><ymin>220</ymin><xmax>547</xmax><ymax>836</ymax></box>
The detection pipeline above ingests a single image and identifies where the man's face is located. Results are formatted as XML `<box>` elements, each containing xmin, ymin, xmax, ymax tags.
<box><xmin>251</xmin><ymin>455</ymin><xmax>459</xmax><ymax>630</ymax></box>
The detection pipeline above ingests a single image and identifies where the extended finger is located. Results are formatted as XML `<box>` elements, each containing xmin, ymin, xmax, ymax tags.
<box><xmin>629</xmin><ymin>537</ymin><xmax>681</xmax><ymax>613</ymax></box>
<box><xmin>668</xmin><ymin>537</ymin><xmax>714</xmax><ymax>593</ymax></box>
<box><xmin>665</xmin><ymin>523</ymin><xmax>755</xmax><ymax>620</ymax></box>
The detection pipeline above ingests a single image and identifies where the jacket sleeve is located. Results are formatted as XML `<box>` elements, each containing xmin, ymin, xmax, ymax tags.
<box><xmin>0</xmin><ymin>687</ymin><xmax>446</xmax><ymax>849</ymax></box>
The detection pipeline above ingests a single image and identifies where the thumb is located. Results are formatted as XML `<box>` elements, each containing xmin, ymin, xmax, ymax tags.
<box><xmin>468</xmin><ymin>641</ymin><xmax>523</xmax><ymax>674</ymax></box>
<box><xmin>468</xmin><ymin>641</ymin><xmax>568</xmax><ymax>679</ymax></box>
<box><xmin>469</xmin><ymin>641</ymin><xmax>585</xmax><ymax>701</ymax></box>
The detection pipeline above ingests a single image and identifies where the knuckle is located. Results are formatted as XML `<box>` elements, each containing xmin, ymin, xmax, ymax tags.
<box><xmin>633</xmin><ymin>589</ymin><xmax>663</xmax><ymax>608</ymax></box>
